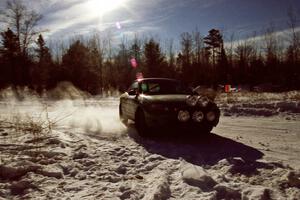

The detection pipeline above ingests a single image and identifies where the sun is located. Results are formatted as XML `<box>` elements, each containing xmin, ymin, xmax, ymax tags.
<box><xmin>84</xmin><ymin>0</ymin><xmax>127</xmax><ymax>16</ymax></box>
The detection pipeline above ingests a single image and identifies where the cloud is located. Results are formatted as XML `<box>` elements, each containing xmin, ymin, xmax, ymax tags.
<box><xmin>39</xmin><ymin>1</ymin><xmax>147</xmax><ymax>38</ymax></box>
<box><xmin>196</xmin><ymin>0</ymin><xmax>227</xmax><ymax>9</ymax></box>
<box><xmin>2</xmin><ymin>0</ymin><xmax>299</xmax><ymax>49</ymax></box>
<box><xmin>224</xmin><ymin>27</ymin><xmax>300</xmax><ymax>49</ymax></box>
<box><xmin>39</xmin><ymin>0</ymin><xmax>176</xmax><ymax>41</ymax></box>
<box><xmin>0</xmin><ymin>0</ymin><xmax>230</xmax><ymax>42</ymax></box>
<box><xmin>34</xmin><ymin>3</ymin><xmax>103</xmax><ymax>37</ymax></box>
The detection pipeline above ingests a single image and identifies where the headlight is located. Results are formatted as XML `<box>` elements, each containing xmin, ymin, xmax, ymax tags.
<box><xmin>192</xmin><ymin>111</ymin><xmax>204</xmax><ymax>122</ymax></box>
<box><xmin>206</xmin><ymin>111</ymin><xmax>216</xmax><ymax>121</ymax></box>
<box><xmin>198</xmin><ymin>96</ymin><xmax>209</xmax><ymax>107</ymax></box>
<box><xmin>178</xmin><ymin>110</ymin><xmax>190</xmax><ymax>122</ymax></box>
<box><xmin>186</xmin><ymin>95</ymin><xmax>199</xmax><ymax>107</ymax></box>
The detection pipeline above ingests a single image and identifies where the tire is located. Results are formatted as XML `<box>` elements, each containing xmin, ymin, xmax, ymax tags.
<box><xmin>119</xmin><ymin>104</ymin><xmax>128</xmax><ymax>125</ymax></box>
<box><xmin>135</xmin><ymin>109</ymin><xmax>150</xmax><ymax>137</ymax></box>
<box><xmin>202</xmin><ymin>126</ymin><xmax>213</xmax><ymax>134</ymax></box>
<box><xmin>190</xmin><ymin>126</ymin><xmax>212</xmax><ymax>138</ymax></box>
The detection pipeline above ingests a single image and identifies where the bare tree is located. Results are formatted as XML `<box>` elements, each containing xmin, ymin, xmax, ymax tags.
<box><xmin>287</xmin><ymin>6</ymin><xmax>300</xmax><ymax>63</ymax></box>
<box><xmin>167</xmin><ymin>38</ymin><xmax>175</xmax><ymax>68</ymax></box>
<box><xmin>263</xmin><ymin>23</ymin><xmax>279</xmax><ymax>65</ymax></box>
<box><xmin>234</xmin><ymin>38</ymin><xmax>256</xmax><ymax>83</ymax></box>
<box><xmin>180</xmin><ymin>32</ymin><xmax>193</xmax><ymax>66</ymax></box>
<box><xmin>2</xmin><ymin>0</ymin><xmax>42</xmax><ymax>55</ymax></box>
<box><xmin>235</xmin><ymin>41</ymin><xmax>255</xmax><ymax>66</ymax></box>
<box><xmin>193</xmin><ymin>29</ymin><xmax>204</xmax><ymax>65</ymax></box>
<box><xmin>224</xmin><ymin>32</ymin><xmax>235</xmax><ymax>66</ymax></box>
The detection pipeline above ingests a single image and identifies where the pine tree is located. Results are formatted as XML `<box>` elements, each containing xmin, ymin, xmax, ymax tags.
<box><xmin>62</xmin><ymin>40</ymin><xmax>94</xmax><ymax>93</ymax></box>
<box><xmin>0</xmin><ymin>28</ymin><xmax>23</xmax><ymax>86</ymax></box>
<box><xmin>31</xmin><ymin>34</ymin><xmax>52</xmax><ymax>93</ymax></box>
<box><xmin>204</xmin><ymin>29</ymin><xmax>225</xmax><ymax>84</ymax></box>
<box><xmin>204</xmin><ymin>29</ymin><xmax>223</xmax><ymax>67</ymax></box>
<box><xmin>143</xmin><ymin>38</ymin><xmax>166</xmax><ymax>77</ymax></box>
<box><xmin>115</xmin><ymin>42</ymin><xmax>132</xmax><ymax>90</ymax></box>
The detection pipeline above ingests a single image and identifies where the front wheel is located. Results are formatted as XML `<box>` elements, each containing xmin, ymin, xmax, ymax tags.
<box><xmin>197</xmin><ymin>126</ymin><xmax>213</xmax><ymax>137</ymax></box>
<box><xmin>204</xmin><ymin>126</ymin><xmax>213</xmax><ymax>134</ymax></box>
<box><xmin>135</xmin><ymin>109</ymin><xmax>150</xmax><ymax>137</ymax></box>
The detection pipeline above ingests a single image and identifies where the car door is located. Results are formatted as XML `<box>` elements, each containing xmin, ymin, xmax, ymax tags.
<box><xmin>126</xmin><ymin>81</ymin><xmax>140</xmax><ymax>119</ymax></box>
<box><xmin>120</xmin><ymin>92</ymin><xmax>130</xmax><ymax>118</ymax></box>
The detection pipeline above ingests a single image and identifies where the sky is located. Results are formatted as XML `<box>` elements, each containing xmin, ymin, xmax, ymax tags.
<box><xmin>1</xmin><ymin>0</ymin><xmax>300</xmax><ymax>45</ymax></box>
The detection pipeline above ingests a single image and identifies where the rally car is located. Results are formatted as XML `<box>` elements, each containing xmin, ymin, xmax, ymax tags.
<box><xmin>119</xmin><ymin>78</ymin><xmax>220</xmax><ymax>136</ymax></box>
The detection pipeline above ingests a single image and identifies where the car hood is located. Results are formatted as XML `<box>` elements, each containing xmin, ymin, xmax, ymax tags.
<box><xmin>140</xmin><ymin>94</ymin><xmax>188</xmax><ymax>104</ymax></box>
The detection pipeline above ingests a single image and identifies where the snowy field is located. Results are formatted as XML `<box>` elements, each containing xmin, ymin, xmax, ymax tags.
<box><xmin>0</xmin><ymin>95</ymin><xmax>300</xmax><ymax>199</ymax></box>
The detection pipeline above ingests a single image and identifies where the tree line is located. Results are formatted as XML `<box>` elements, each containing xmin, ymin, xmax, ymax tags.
<box><xmin>0</xmin><ymin>0</ymin><xmax>300</xmax><ymax>95</ymax></box>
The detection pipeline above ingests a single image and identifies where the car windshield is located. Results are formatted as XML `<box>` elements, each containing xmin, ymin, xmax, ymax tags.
<box><xmin>140</xmin><ymin>80</ymin><xmax>190</xmax><ymax>95</ymax></box>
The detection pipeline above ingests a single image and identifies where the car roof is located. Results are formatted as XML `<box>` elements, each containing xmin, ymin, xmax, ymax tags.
<box><xmin>136</xmin><ymin>78</ymin><xmax>179</xmax><ymax>82</ymax></box>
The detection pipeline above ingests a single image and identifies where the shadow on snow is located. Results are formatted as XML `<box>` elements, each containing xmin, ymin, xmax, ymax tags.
<box><xmin>126</xmin><ymin>125</ymin><xmax>264</xmax><ymax>168</ymax></box>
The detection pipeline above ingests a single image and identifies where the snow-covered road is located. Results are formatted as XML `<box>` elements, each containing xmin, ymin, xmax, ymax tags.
<box><xmin>0</xmin><ymin>99</ymin><xmax>299</xmax><ymax>199</ymax></box>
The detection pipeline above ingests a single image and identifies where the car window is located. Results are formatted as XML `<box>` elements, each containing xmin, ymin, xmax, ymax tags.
<box><xmin>141</xmin><ymin>83</ymin><xmax>148</xmax><ymax>92</ymax></box>
<box><xmin>141</xmin><ymin>80</ymin><xmax>190</xmax><ymax>95</ymax></box>
<box><xmin>148</xmin><ymin>83</ymin><xmax>161</xmax><ymax>93</ymax></box>
<box><xmin>141</xmin><ymin>82</ymin><xmax>161</xmax><ymax>93</ymax></box>
<box><xmin>128</xmin><ymin>81</ymin><xmax>139</xmax><ymax>93</ymax></box>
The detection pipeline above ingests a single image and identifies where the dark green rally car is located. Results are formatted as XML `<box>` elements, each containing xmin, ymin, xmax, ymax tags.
<box><xmin>119</xmin><ymin>78</ymin><xmax>220</xmax><ymax>136</ymax></box>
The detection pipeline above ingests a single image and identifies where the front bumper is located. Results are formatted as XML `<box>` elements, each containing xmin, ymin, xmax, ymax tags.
<box><xmin>144</xmin><ymin>109</ymin><xmax>219</xmax><ymax>130</ymax></box>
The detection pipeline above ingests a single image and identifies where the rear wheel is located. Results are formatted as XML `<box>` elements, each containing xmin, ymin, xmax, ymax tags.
<box><xmin>119</xmin><ymin>104</ymin><xmax>128</xmax><ymax>125</ymax></box>
<box><xmin>135</xmin><ymin>109</ymin><xmax>150</xmax><ymax>137</ymax></box>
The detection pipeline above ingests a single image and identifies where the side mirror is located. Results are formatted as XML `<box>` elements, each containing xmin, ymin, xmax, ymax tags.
<box><xmin>128</xmin><ymin>90</ymin><xmax>138</xmax><ymax>96</ymax></box>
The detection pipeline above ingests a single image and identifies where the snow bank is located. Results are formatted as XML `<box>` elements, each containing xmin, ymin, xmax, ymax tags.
<box><xmin>221</xmin><ymin>101</ymin><xmax>300</xmax><ymax>117</ymax></box>
<box><xmin>47</xmin><ymin>82</ymin><xmax>90</xmax><ymax>100</ymax></box>
<box><xmin>217</xmin><ymin>91</ymin><xmax>300</xmax><ymax>116</ymax></box>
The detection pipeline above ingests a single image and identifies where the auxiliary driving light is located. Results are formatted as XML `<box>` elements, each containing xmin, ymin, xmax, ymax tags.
<box><xmin>186</xmin><ymin>95</ymin><xmax>199</xmax><ymax>107</ymax></box>
<box><xmin>198</xmin><ymin>96</ymin><xmax>209</xmax><ymax>107</ymax></box>
<box><xmin>178</xmin><ymin>110</ymin><xmax>190</xmax><ymax>122</ymax></box>
<box><xmin>206</xmin><ymin>111</ymin><xmax>216</xmax><ymax>121</ymax></box>
<box><xmin>192</xmin><ymin>111</ymin><xmax>204</xmax><ymax>122</ymax></box>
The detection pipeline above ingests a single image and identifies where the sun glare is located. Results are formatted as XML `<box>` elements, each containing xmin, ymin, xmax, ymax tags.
<box><xmin>85</xmin><ymin>0</ymin><xmax>126</xmax><ymax>16</ymax></box>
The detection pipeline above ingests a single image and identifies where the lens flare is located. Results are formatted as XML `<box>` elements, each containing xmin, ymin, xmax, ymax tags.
<box><xmin>131</xmin><ymin>58</ymin><xmax>138</xmax><ymax>68</ymax></box>
<box><xmin>116</xmin><ymin>22</ymin><xmax>122</xmax><ymax>29</ymax></box>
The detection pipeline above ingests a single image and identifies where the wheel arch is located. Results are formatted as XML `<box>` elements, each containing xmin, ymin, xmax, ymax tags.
<box><xmin>134</xmin><ymin>106</ymin><xmax>143</xmax><ymax>121</ymax></box>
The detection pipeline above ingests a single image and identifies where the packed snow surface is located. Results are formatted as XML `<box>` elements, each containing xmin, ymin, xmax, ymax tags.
<box><xmin>0</xmin><ymin>97</ymin><xmax>299</xmax><ymax>200</ymax></box>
